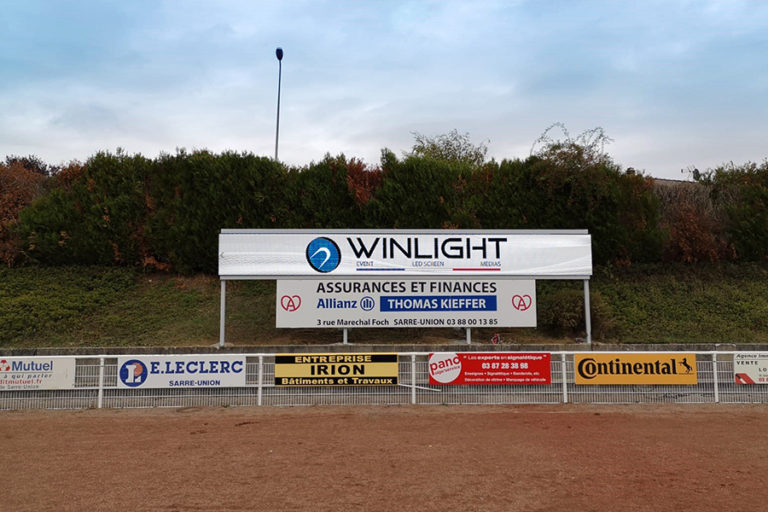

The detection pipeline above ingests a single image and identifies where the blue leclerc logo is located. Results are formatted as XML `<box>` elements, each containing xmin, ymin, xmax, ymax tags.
<box><xmin>119</xmin><ymin>359</ymin><xmax>148</xmax><ymax>387</ymax></box>
<box><xmin>306</xmin><ymin>237</ymin><xmax>341</xmax><ymax>273</ymax></box>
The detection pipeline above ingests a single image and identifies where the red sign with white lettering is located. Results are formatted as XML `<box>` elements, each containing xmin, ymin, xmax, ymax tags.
<box><xmin>428</xmin><ymin>352</ymin><xmax>551</xmax><ymax>385</ymax></box>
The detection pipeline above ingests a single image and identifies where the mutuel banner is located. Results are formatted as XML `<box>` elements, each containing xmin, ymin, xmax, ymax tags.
<box><xmin>574</xmin><ymin>353</ymin><xmax>698</xmax><ymax>385</ymax></box>
<box><xmin>276</xmin><ymin>279</ymin><xmax>536</xmax><ymax>328</ymax></box>
<box><xmin>274</xmin><ymin>353</ymin><xmax>399</xmax><ymax>386</ymax></box>
<box><xmin>734</xmin><ymin>353</ymin><xmax>768</xmax><ymax>384</ymax></box>
<box><xmin>0</xmin><ymin>357</ymin><xmax>76</xmax><ymax>390</ymax></box>
<box><xmin>117</xmin><ymin>355</ymin><xmax>246</xmax><ymax>389</ymax></box>
<box><xmin>428</xmin><ymin>352</ymin><xmax>551</xmax><ymax>385</ymax></box>
<box><xmin>219</xmin><ymin>229</ymin><xmax>592</xmax><ymax>277</ymax></box>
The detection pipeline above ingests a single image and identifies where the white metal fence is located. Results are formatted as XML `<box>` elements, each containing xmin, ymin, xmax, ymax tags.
<box><xmin>1</xmin><ymin>352</ymin><xmax>767</xmax><ymax>410</ymax></box>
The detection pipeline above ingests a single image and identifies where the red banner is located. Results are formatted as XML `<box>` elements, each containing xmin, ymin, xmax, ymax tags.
<box><xmin>428</xmin><ymin>352</ymin><xmax>551</xmax><ymax>385</ymax></box>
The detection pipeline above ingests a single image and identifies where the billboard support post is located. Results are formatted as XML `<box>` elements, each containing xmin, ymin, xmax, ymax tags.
<box><xmin>219</xmin><ymin>280</ymin><xmax>227</xmax><ymax>348</ymax></box>
<box><xmin>466</xmin><ymin>328</ymin><xmax>471</xmax><ymax>345</ymax></box>
<box><xmin>583</xmin><ymin>279</ymin><xmax>592</xmax><ymax>346</ymax></box>
<box><xmin>343</xmin><ymin>328</ymin><xmax>349</xmax><ymax>344</ymax></box>
<box><xmin>258</xmin><ymin>355</ymin><xmax>264</xmax><ymax>406</ymax></box>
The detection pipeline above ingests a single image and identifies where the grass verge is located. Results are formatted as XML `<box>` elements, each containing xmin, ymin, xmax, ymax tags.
<box><xmin>1</xmin><ymin>263</ymin><xmax>767</xmax><ymax>348</ymax></box>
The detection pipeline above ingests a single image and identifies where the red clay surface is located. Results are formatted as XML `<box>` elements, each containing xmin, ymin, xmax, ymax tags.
<box><xmin>2</xmin><ymin>404</ymin><xmax>767</xmax><ymax>511</ymax></box>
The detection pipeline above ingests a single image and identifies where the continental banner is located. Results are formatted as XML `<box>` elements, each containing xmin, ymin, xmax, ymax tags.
<box><xmin>274</xmin><ymin>353</ymin><xmax>399</xmax><ymax>386</ymax></box>
<box><xmin>574</xmin><ymin>353</ymin><xmax>698</xmax><ymax>385</ymax></box>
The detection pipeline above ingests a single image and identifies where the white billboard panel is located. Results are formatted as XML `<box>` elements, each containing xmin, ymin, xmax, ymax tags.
<box><xmin>276</xmin><ymin>279</ymin><xmax>536</xmax><ymax>328</ymax></box>
<box><xmin>0</xmin><ymin>357</ymin><xmax>76</xmax><ymax>390</ymax></box>
<box><xmin>219</xmin><ymin>230</ymin><xmax>591</xmax><ymax>278</ymax></box>
<box><xmin>117</xmin><ymin>355</ymin><xmax>246</xmax><ymax>389</ymax></box>
<box><xmin>734</xmin><ymin>353</ymin><xmax>768</xmax><ymax>384</ymax></box>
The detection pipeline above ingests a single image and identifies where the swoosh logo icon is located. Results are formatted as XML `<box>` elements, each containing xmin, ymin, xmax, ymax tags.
<box><xmin>310</xmin><ymin>247</ymin><xmax>331</xmax><ymax>269</ymax></box>
<box><xmin>306</xmin><ymin>237</ymin><xmax>341</xmax><ymax>273</ymax></box>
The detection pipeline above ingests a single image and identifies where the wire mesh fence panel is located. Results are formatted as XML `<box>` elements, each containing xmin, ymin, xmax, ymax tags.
<box><xmin>414</xmin><ymin>357</ymin><xmax>563</xmax><ymax>405</ymax></box>
<box><xmin>0</xmin><ymin>389</ymin><xmax>99</xmax><ymax>410</ymax></box>
<box><xmin>261</xmin><ymin>385</ymin><xmax>411</xmax><ymax>407</ymax></box>
<box><xmin>75</xmin><ymin>358</ymin><xmax>101</xmax><ymax>388</ymax></box>
<box><xmin>3</xmin><ymin>352</ymin><xmax>768</xmax><ymax>410</ymax></box>
<box><xmin>101</xmin><ymin>387</ymin><xmax>259</xmax><ymax>409</ymax></box>
<box><xmin>567</xmin><ymin>359</ymin><xmax>717</xmax><ymax>404</ymax></box>
<box><xmin>263</xmin><ymin>357</ymin><xmax>408</xmax><ymax>406</ymax></box>
<box><xmin>717</xmin><ymin>357</ymin><xmax>768</xmax><ymax>403</ymax></box>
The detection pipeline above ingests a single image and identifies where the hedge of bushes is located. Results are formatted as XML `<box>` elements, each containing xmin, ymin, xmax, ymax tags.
<box><xmin>1</xmin><ymin>149</ymin><xmax>767</xmax><ymax>273</ymax></box>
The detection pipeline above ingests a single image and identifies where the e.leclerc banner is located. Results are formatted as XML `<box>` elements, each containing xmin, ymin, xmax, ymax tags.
<box><xmin>276</xmin><ymin>279</ymin><xmax>536</xmax><ymax>328</ymax></box>
<box><xmin>219</xmin><ymin>230</ymin><xmax>592</xmax><ymax>277</ymax></box>
<box><xmin>428</xmin><ymin>352</ymin><xmax>551</xmax><ymax>385</ymax></box>
<box><xmin>117</xmin><ymin>355</ymin><xmax>246</xmax><ymax>389</ymax></box>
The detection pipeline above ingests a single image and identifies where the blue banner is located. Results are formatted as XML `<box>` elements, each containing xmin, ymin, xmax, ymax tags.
<box><xmin>379</xmin><ymin>295</ymin><xmax>497</xmax><ymax>312</ymax></box>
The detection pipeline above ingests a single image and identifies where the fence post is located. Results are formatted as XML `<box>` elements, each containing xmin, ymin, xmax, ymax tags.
<box><xmin>561</xmin><ymin>353</ymin><xmax>568</xmax><ymax>404</ymax></box>
<box><xmin>97</xmin><ymin>357</ymin><xmax>105</xmax><ymax>409</ymax></box>
<box><xmin>411</xmin><ymin>354</ymin><xmax>416</xmax><ymax>405</ymax></box>
<box><xmin>258</xmin><ymin>355</ymin><xmax>264</xmax><ymax>407</ymax></box>
<box><xmin>713</xmin><ymin>353</ymin><xmax>719</xmax><ymax>404</ymax></box>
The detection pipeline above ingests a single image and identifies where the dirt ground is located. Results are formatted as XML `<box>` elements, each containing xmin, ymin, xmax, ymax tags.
<box><xmin>2</xmin><ymin>404</ymin><xmax>767</xmax><ymax>512</ymax></box>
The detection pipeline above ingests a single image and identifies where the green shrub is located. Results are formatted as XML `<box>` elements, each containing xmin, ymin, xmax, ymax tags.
<box><xmin>146</xmin><ymin>150</ymin><xmax>290</xmax><ymax>273</ymax></box>
<box><xmin>365</xmin><ymin>150</ymin><xmax>478</xmax><ymax>229</ymax></box>
<box><xmin>285</xmin><ymin>155</ymin><xmax>366</xmax><ymax>228</ymax></box>
<box><xmin>1</xmin><ymin>160</ymin><xmax>46</xmax><ymax>265</ymax></box>
<box><xmin>704</xmin><ymin>161</ymin><xmax>768</xmax><ymax>261</ymax></box>
<box><xmin>655</xmin><ymin>180</ymin><xmax>733</xmax><ymax>263</ymax></box>
<box><xmin>17</xmin><ymin>151</ymin><xmax>151</xmax><ymax>265</ymax></box>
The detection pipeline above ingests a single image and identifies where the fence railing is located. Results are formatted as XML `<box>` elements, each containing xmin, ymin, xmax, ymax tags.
<box><xmin>1</xmin><ymin>352</ymin><xmax>767</xmax><ymax>410</ymax></box>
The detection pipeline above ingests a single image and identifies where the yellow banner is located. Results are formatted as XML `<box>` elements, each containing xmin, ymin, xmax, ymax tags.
<box><xmin>574</xmin><ymin>353</ymin><xmax>698</xmax><ymax>385</ymax></box>
<box><xmin>274</xmin><ymin>353</ymin><xmax>399</xmax><ymax>386</ymax></box>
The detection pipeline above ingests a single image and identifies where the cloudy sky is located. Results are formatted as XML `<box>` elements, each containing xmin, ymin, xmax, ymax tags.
<box><xmin>2</xmin><ymin>0</ymin><xmax>767</xmax><ymax>179</ymax></box>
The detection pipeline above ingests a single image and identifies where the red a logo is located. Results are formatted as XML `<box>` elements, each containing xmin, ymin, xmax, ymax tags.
<box><xmin>511</xmin><ymin>295</ymin><xmax>532</xmax><ymax>311</ymax></box>
<box><xmin>281</xmin><ymin>295</ymin><xmax>301</xmax><ymax>312</ymax></box>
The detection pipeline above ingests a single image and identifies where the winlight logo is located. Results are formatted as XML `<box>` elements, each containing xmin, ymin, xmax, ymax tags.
<box><xmin>306</xmin><ymin>237</ymin><xmax>341</xmax><ymax>273</ymax></box>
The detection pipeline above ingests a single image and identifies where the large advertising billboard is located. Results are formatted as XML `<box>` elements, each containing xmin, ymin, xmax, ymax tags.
<box><xmin>574</xmin><ymin>353</ymin><xmax>698</xmax><ymax>385</ymax></box>
<box><xmin>428</xmin><ymin>352</ymin><xmax>551</xmax><ymax>385</ymax></box>
<box><xmin>0</xmin><ymin>357</ymin><xmax>76</xmax><ymax>390</ymax></box>
<box><xmin>276</xmin><ymin>279</ymin><xmax>536</xmax><ymax>328</ymax></box>
<box><xmin>117</xmin><ymin>355</ymin><xmax>246</xmax><ymax>389</ymax></box>
<box><xmin>219</xmin><ymin>230</ymin><xmax>592</xmax><ymax>278</ymax></box>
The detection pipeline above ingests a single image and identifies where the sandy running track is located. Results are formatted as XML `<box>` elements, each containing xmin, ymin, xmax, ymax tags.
<box><xmin>2</xmin><ymin>404</ymin><xmax>767</xmax><ymax>511</ymax></box>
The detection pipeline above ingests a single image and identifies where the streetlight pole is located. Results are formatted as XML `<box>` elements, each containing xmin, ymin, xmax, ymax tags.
<box><xmin>274</xmin><ymin>47</ymin><xmax>283</xmax><ymax>161</ymax></box>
